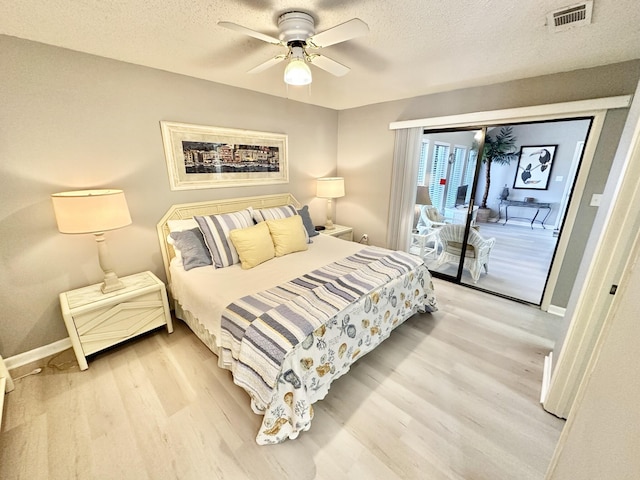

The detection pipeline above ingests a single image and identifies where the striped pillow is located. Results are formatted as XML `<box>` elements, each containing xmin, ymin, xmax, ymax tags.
<box><xmin>195</xmin><ymin>208</ymin><xmax>254</xmax><ymax>268</ymax></box>
<box><xmin>253</xmin><ymin>205</ymin><xmax>310</xmax><ymax>243</ymax></box>
<box><xmin>252</xmin><ymin>204</ymin><xmax>298</xmax><ymax>222</ymax></box>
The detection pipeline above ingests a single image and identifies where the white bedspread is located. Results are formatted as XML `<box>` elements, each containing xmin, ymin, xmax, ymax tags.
<box><xmin>169</xmin><ymin>235</ymin><xmax>366</xmax><ymax>349</ymax></box>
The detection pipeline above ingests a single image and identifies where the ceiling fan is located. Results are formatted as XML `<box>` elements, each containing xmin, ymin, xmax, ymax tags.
<box><xmin>218</xmin><ymin>11</ymin><xmax>369</xmax><ymax>86</ymax></box>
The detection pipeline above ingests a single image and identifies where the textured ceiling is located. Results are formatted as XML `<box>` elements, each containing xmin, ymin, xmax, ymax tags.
<box><xmin>1</xmin><ymin>0</ymin><xmax>639</xmax><ymax>110</ymax></box>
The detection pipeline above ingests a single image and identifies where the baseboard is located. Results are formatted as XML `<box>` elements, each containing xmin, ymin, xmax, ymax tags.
<box><xmin>547</xmin><ymin>305</ymin><xmax>566</xmax><ymax>317</ymax></box>
<box><xmin>4</xmin><ymin>338</ymin><xmax>71</xmax><ymax>371</ymax></box>
<box><xmin>541</xmin><ymin>352</ymin><xmax>554</xmax><ymax>404</ymax></box>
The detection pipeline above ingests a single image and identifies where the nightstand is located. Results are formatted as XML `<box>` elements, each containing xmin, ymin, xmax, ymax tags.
<box><xmin>319</xmin><ymin>224</ymin><xmax>353</xmax><ymax>241</ymax></box>
<box><xmin>59</xmin><ymin>271</ymin><xmax>173</xmax><ymax>370</ymax></box>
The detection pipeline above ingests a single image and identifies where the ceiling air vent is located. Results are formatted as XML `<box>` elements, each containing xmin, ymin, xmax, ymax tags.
<box><xmin>547</xmin><ymin>1</ymin><xmax>593</xmax><ymax>32</ymax></box>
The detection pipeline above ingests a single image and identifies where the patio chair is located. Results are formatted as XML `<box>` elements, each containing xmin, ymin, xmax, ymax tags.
<box><xmin>435</xmin><ymin>224</ymin><xmax>496</xmax><ymax>283</ymax></box>
<box><xmin>416</xmin><ymin>205</ymin><xmax>447</xmax><ymax>235</ymax></box>
<box><xmin>410</xmin><ymin>205</ymin><xmax>447</xmax><ymax>260</ymax></box>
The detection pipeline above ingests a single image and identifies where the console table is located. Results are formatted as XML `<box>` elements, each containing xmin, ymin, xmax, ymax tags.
<box><xmin>444</xmin><ymin>205</ymin><xmax>479</xmax><ymax>225</ymax></box>
<box><xmin>500</xmin><ymin>200</ymin><xmax>552</xmax><ymax>229</ymax></box>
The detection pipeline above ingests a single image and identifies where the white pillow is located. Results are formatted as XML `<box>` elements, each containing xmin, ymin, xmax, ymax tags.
<box><xmin>167</xmin><ymin>218</ymin><xmax>199</xmax><ymax>232</ymax></box>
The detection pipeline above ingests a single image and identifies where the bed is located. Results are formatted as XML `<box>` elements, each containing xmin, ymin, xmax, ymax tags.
<box><xmin>157</xmin><ymin>193</ymin><xmax>438</xmax><ymax>444</ymax></box>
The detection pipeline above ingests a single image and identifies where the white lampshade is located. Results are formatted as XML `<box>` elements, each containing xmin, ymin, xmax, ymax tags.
<box><xmin>51</xmin><ymin>189</ymin><xmax>132</xmax><ymax>234</ymax></box>
<box><xmin>284</xmin><ymin>46</ymin><xmax>312</xmax><ymax>86</ymax></box>
<box><xmin>316</xmin><ymin>177</ymin><xmax>345</xmax><ymax>199</ymax></box>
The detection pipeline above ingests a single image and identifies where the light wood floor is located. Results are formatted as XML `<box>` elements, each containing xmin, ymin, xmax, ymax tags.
<box><xmin>426</xmin><ymin>222</ymin><xmax>557</xmax><ymax>304</ymax></box>
<box><xmin>0</xmin><ymin>280</ymin><xmax>565</xmax><ymax>480</ymax></box>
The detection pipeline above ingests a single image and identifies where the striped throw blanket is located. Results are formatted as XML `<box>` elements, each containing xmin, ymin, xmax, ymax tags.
<box><xmin>220</xmin><ymin>247</ymin><xmax>424</xmax><ymax>408</ymax></box>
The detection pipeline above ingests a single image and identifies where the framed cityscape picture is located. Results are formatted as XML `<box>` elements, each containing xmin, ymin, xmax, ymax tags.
<box><xmin>513</xmin><ymin>145</ymin><xmax>558</xmax><ymax>190</ymax></box>
<box><xmin>160</xmin><ymin>121</ymin><xmax>288</xmax><ymax>190</ymax></box>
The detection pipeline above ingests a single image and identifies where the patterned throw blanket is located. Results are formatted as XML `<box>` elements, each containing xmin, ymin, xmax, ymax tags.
<box><xmin>220</xmin><ymin>247</ymin><xmax>424</xmax><ymax>408</ymax></box>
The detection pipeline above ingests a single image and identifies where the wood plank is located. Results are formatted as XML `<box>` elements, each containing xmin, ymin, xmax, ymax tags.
<box><xmin>0</xmin><ymin>280</ymin><xmax>564</xmax><ymax>479</ymax></box>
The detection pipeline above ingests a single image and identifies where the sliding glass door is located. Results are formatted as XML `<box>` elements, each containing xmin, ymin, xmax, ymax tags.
<box><xmin>412</xmin><ymin>118</ymin><xmax>592</xmax><ymax>305</ymax></box>
<box><xmin>412</xmin><ymin>128</ymin><xmax>485</xmax><ymax>284</ymax></box>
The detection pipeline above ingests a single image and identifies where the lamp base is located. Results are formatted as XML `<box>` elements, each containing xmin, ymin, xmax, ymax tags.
<box><xmin>95</xmin><ymin>233</ymin><xmax>126</xmax><ymax>294</ymax></box>
<box><xmin>100</xmin><ymin>273</ymin><xmax>126</xmax><ymax>293</ymax></box>
<box><xmin>324</xmin><ymin>197</ymin><xmax>336</xmax><ymax>230</ymax></box>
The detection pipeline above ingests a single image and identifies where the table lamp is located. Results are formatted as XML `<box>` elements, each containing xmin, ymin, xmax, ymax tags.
<box><xmin>415</xmin><ymin>186</ymin><xmax>431</xmax><ymax>206</ymax></box>
<box><xmin>415</xmin><ymin>186</ymin><xmax>432</xmax><ymax>227</ymax></box>
<box><xmin>51</xmin><ymin>189</ymin><xmax>132</xmax><ymax>293</ymax></box>
<box><xmin>316</xmin><ymin>177</ymin><xmax>345</xmax><ymax>230</ymax></box>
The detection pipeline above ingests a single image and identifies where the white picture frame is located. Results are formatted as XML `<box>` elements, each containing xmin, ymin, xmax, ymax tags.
<box><xmin>160</xmin><ymin>121</ymin><xmax>289</xmax><ymax>190</ymax></box>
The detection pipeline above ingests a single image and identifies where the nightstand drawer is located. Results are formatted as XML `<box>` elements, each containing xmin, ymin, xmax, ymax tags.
<box><xmin>74</xmin><ymin>293</ymin><xmax>167</xmax><ymax>356</ymax></box>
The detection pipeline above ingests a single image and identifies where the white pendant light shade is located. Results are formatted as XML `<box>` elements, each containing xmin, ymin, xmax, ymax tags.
<box><xmin>284</xmin><ymin>46</ymin><xmax>312</xmax><ymax>86</ymax></box>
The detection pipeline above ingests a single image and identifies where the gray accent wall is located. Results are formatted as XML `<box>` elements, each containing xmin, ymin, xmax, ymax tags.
<box><xmin>0</xmin><ymin>35</ymin><xmax>338</xmax><ymax>358</ymax></box>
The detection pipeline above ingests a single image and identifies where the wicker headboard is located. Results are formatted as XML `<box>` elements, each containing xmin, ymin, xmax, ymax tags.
<box><xmin>156</xmin><ymin>193</ymin><xmax>301</xmax><ymax>287</ymax></box>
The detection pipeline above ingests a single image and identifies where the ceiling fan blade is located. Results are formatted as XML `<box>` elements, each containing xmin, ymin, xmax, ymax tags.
<box><xmin>218</xmin><ymin>21</ymin><xmax>282</xmax><ymax>45</ymax></box>
<box><xmin>307</xmin><ymin>18</ymin><xmax>369</xmax><ymax>48</ymax></box>
<box><xmin>308</xmin><ymin>54</ymin><xmax>350</xmax><ymax>77</ymax></box>
<box><xmin>247</xmin><ymin>55</ymin><xmax>287</xmax><ymax>74</ymax></box>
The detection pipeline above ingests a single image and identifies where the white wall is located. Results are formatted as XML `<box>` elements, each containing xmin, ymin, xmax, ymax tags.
<box><xmin>477</xmin><ymin>119</ymin><xmax>592</xmax><ymax>226</ymax></box>
<box><xmin>0</xmin><ymin>35</ymin><xmax>338</xmax><ymax>357</ymax></box>
<box><xmin>546</xmin><ymin>234</ymin><xmax>640</xmax><ymax>479</ymax></box>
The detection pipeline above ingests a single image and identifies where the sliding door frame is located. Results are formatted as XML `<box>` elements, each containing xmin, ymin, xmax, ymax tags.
<box><xmin>421</xmin><ymin>127</ymin><xmax>486</xmax><ymax>285</ymax></box>
<box><xmin>390</xmin><ymin>95</ymin><xmax>631</xmax><ymax>311</ymax></box>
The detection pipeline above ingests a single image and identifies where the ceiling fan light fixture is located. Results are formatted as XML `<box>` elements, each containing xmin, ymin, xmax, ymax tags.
<box><xmin>220</xmin><ymin>12</ymin><xmax>369</xmax><ymax>84</ymax></box>
<box><xmin>284</xmin><ymin>57</ymin><xmax>312</xmax><ymax>86</ymax></box>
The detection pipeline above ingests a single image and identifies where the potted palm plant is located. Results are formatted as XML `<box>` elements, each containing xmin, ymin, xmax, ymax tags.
<box><xmin>474</xmin><ymin>126</ymin><xmax>519</xmax><ymax>222</ymax></box>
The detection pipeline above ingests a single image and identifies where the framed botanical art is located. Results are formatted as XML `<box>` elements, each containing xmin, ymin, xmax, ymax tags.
<box><xmin>513</xmin><ymin>145</ymin><xmax>558</xmax><ymax>190</ymax></box>
<box><xmin>160</xmin><ymin>121</ymin><xmax>289</xmax><ymax>190</ymax></box>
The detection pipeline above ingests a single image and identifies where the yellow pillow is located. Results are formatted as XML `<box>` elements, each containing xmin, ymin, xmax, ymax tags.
<box><xmin>228</xmin><ymin>221</ymin><xmax>275</xmax><ymax>269</ymax></box>
<box><xmin>266</xmin><ymin>215</ymin><xmax>309</xmax><ymax>257</ymax></box>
